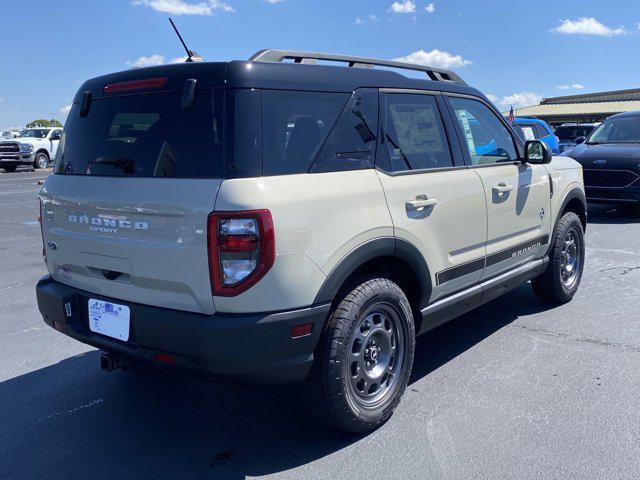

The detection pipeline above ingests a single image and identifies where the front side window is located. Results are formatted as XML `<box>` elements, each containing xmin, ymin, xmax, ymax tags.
<box><xmin>449</xmin><ymin>97</ymin><xmax>518</xmax><ymax>165</ymax></box>
<box><xmin>383</xmin><ymin>93</ymin><xmax>453</xmax><ymax>171</ymax></box>
<box><xmin>262</xmin><ymin>90</ymin><xmax>349</xmax><ymax>176</ymax></box>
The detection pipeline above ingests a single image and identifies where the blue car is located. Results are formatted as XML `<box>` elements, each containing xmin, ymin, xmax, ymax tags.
<box><xmin>511</xmin><ymin>117</ymin><xmax>560</xmax><ymax>154</ymax></box>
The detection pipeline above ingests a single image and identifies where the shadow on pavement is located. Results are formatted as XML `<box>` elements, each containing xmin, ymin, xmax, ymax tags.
<box><xmin>586</xmin><ymin>204</ymin><xmax>640</xmax><ymax>224</ymax></box>
<box><xmin>0</xmin><ymin>284</ymin><xmax>554</xmax><ymax>480</ymax></box>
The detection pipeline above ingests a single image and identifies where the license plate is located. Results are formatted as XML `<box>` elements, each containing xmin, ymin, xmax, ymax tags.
<box><xmin>88</xmin><ymin>299</ymin><xmax>130</xmax><ymax>341</ymax></box>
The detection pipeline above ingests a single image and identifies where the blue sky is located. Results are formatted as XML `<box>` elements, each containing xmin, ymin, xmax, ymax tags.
<box><xmin>1</xmin><ymin>0</ymin><xmax>640</xmax><ymax>129</ymax></box>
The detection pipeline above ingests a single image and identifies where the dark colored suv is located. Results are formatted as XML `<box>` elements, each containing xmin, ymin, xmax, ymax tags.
<box><xmin>563</xmin><ymin>111</ymin><xmax>640</xmax><ymax>207</ymax></box>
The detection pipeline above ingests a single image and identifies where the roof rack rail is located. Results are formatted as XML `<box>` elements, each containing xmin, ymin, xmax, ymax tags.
<box><xmin>249</xmin><ymin>49</ymin><xmax>467</xmax><ymax>85</ymax></box>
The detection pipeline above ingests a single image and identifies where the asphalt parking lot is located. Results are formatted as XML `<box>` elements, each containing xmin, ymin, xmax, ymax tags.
<box><xmin>1</xmin><ymin>169</ymin><xmax>640</xmax><ymax>480</ymax></box>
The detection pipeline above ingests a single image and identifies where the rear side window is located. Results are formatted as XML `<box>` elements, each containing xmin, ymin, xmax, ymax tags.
<box><xmin>262</xmin><ymin>91</ymin><xmax>349</xmax><ymax>176</ymax></box>
<box><xmin>311</xmin><ymin>89</ymin><xmax>378</xmax><ymax>173</ymax></box>
<box><xmin>55</xmin><ymin>90</ymin><xmax>224</xmax><ymax>178</ymax></box>
<box><xmin>383</xmin><ymin>93</ymin><xmax>453</xmax><ymax>171</ymax></box>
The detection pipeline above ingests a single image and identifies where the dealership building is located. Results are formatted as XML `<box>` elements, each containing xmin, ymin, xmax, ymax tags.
<box><xmin>511</xmin><ymin>88</ymin><xmax>640</xmax><ymax>126</ymax></box>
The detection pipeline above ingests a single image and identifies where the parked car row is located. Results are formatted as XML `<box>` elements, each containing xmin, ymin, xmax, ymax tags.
<box><xmin>0</xmin><ymin>127</ymin><xmax>61</xmax><ymax>172</ymax></box>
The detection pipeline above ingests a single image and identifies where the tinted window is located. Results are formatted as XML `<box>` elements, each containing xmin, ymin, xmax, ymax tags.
<box><xmin>384</xmin><ymin>94</ymin><xmax>453</xmax><ymax>171</ymax></box>
<box><xmin>534</xmin><ymin>124</ymin><xmax>549</xmax><ymax>138</ymax></box>
<box><xmin>311</xmin><ymin>90</ymin><xmax>378</xmax><ymax>173</ymax></box>
<box><xmin>262</xmin><ymin>91</ymin><xmax>349</xmax><ymax>176</ymax></box>
<box><xmin>449</xmin><ymin>97</ymin><xmax>518</xmax><ymax>165</ymax></box>
<box><xmin>55</xmin><ymin>90</ymin><xmax>224</xmax><ymax>178</ymax></box>
<box><xmin>556</xmin><ymin>125</ymin><xmax>595</xmax><ymax>140</ymax></box>
<box><xmin>588</xmin><ymin>116</ymin><xmax>640</xmax><ymax>144</ymax></box>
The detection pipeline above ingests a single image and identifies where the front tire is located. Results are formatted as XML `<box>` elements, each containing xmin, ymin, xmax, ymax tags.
<box><xmin>33</xmin><ymin>152</ymin><xmax>49</xmax><ymax>169</ymax></box>
<box><xmin>302</xmin><ymin>277</ymin><xmax>415</xmax><ymax>433</ymax></box>
<box><xmin>532</xmin><ymin>212</ymin><xmax>585</xmax><ymax>304</ymax></box>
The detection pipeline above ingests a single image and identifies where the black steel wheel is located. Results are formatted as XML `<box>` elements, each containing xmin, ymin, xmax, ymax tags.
<box><xmin>532</xmin><ymin>212</ymin><xmax>585</xmax><ymax>304</ymax></box>
<box><xmin>302</xmin><ymin>277</ymin><xmax>415</xmax><ymax>433</ymax></box>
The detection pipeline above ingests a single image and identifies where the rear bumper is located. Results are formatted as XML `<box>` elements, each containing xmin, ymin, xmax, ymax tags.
<box><xmin>36</xmin><ymin>276</ymin><xmax>329</xmax><ymax>386</ymax></box>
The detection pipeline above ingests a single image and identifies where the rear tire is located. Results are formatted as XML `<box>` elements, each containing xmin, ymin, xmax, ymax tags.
<box><xmin>34</xmin><ymin>152</ymin><xmax>49</xmax><ymax>169</ymax></box>
<box><xmin>2</xmin><ymin>165</ymin><xmax>17</xmax><ymax>172</ymax></box>
<box><xmin>532</xmin><ymin>212</ymin><xmax>585</xmax><ymax>304</ymax></box>
<box><xmin>302</xmin><ymin>277</ymin><xmax>415</xmax><ymax>434</ymax></box>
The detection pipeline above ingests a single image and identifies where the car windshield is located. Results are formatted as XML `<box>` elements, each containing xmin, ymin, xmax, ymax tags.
<box><xmin>20</xmin><ymin>129</ymin><xmax>50</xmax><ymax>138</ymax></box>
<box><xmin>587</xmin><ymin>117</ymin><xmax>640</xmax><ymax>144</ymax></box>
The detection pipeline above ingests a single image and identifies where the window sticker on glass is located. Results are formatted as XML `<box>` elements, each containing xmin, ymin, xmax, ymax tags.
<box><xmin>455</xmin><ymin>110</ymin><xmax>476</xmax><ymax>155</ymax></box>
<box><xmin>388</xmin><ymin>103</ymin><xmax>444</xmax><ymax>154</ymax></box>
<box><xmin>521</xmin><ymin>126</ymin><xmax>535</xmax><ymax>141</ymax></box>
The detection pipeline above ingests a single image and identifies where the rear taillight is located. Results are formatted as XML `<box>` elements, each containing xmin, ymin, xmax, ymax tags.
<box><xmin>207</xmin><ymin>210</ymin><xmax>275</xmax><ymax>296</ymax></box>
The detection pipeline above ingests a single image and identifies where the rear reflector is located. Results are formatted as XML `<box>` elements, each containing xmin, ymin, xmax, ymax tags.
<box><xmin>291</xmin><ymin>322</ymin><xmax>313</xmax><ymax>338</ymax></box>
<box><xmin>103</xmin><ymin>77</ymin><xmax>168</xmax><ymax>94</ymax></box>
<box><xmin>154</xmin><ymin>353</ymin><xmax>176</xmax><ymax>365</ymax></box>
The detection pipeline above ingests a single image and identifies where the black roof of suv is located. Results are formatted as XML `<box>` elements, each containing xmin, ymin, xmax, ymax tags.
<box><xmin>75</xmin><ymin>49</ymin><xmax>486</xmax><ymax>102</ymax></box>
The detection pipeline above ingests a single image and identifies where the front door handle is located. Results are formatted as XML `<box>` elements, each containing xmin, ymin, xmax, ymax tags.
<box><xmin>405</xmin><ymin>195</ymin><xmax>438</xmax><ymax>212</ymax></box>
<box><xmin>492</xmin><ymin>182</ymin><xmax>514</xmax><ymax>195</ymax></box>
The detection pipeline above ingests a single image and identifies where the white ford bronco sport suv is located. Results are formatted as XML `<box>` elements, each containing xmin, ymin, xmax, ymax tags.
<box><xmin>36</xmin><ymin>50</ymin><xmax>586</xmax><ymax>433</ymax></box>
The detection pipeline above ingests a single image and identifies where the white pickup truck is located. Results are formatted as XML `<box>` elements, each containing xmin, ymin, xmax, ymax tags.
<box><xmin>0</xmin><ymin>127</ymin><xmax>62</xmax><ymax>172</ymax></box>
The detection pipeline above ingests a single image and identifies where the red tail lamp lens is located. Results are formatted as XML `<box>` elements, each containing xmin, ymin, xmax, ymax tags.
<box><xmin>291</xmin><ymin>323</ymin><xmax>314</xmax><ymax>338</ymax></box>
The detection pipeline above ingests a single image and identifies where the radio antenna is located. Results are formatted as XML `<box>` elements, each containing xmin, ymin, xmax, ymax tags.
<box><xmin>169</xmin><ymin>18</ymin><xmax>203</xmax><ymax>62</ymax></box>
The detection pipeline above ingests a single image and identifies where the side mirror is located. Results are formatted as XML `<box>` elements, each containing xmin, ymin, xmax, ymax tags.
<box><xmin>574</xmin><ymin>136</ymin><xmax>586</xmax><ymax>145</ymax></box>
<box><xmin>525</xmin><ymin>140</ymin><xmax>552</xmax><ymax>164</ymax></box>
<box><xmin>51</xmin><ymin>133</ymin><xmax>61</xmax><ymax>141</ymax></box>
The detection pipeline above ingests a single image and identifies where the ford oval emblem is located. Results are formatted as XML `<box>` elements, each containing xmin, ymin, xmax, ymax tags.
<box><xmin>593</xmin><ymin>160</ymin><xmax>607</xmax><ymax>165</ymax></box>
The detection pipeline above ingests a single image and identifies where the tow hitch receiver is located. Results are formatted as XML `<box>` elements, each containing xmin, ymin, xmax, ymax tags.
<box><xmin>100</xmin><ymin>353</ymin><xmax>131</xmax><ymax>372</ymax></box>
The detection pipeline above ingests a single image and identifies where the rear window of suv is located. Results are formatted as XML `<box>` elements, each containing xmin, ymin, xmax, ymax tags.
<box><xmin>55</xmin><ymin>88</ymin><xmax>375</xmax><ymax>179</ymax></box>
<box><xmin>55</xmin><ymin>90</ymin><xmax>225</xmax><ymax>178</ymax></box>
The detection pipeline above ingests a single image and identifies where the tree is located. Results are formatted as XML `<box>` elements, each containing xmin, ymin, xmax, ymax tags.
<box><xmin>26</xmin><ymin>119</ymin><xmax>63</xmax><ymax>128</ymax></box>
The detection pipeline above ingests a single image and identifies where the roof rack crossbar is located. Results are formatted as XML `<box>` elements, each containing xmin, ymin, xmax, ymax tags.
<box><xmin>249</xmin><ymin>49</ymin><xmax>467</xmax><ymax>85</ymax></box>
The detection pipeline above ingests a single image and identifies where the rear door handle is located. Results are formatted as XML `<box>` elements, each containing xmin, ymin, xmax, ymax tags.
<box><xmin>492</xmin><ymin>182</ymin><xmax>514</xmax><ymax>195</ymax></box>
<box><xmin>405</xmin><ymin>195</ymin><xmax>438</xmax><ymax>212</ymax></box>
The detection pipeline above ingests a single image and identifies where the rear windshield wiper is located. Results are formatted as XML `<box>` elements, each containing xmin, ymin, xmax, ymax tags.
<box><xmin>88</xmin><ymin>157</ymin><xmax>138</xmax><ymax>174</ymax></box>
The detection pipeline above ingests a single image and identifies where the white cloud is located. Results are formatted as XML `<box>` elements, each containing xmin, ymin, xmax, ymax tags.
<box><xmin>425</xmin><ymin>3</ymin><xmax>435</xmax><ymax>13</ymax></box>
<box><xmin>170</xmin><ymin>56</ymin><xmax>189</xmax><ymax>63</ymax></box>
<box><xmin>355</xmin><ymin>17</ymin><xmax>364</xmax><ymax>25</ymax></box>
<box><xmin>131</xmin><ymin>0</ymin><xmax>234</xmax><ymax>16</ymax></box>
<box><xmin>389</xmin><ymin>0</ymin><xmax>416</xmax><ymax>13</ymax></box>
<box><xmin>265</xmin><ymin>0</ymin><xmax>285</xmax><ymax>3</ymax></box>
<box><xmin>369</xmin><ymin>14</ymin><xmax>378</xmax><ymax>21</ymax></box>
<box><xmin>393</xmin><ymin>49</ymin><xmax>472</xmax><ymax>69</ymax></box>
<box><xmin>496</xmin><ymin>92</ymin><xmax>543</xmax><ymax>108</ymax></box>
<box><xmin>127</xmin><ymin>54</ymin><xmax>166</xmax><ymax>68</ymax></box>
<box><xmin>485</xmin><ymin>94</ymin><xmax>499</xmax><ymax>103</ymax></box>
<box><xmin>0</xmin><ymin>96</ymin><xmax>4</xmax><ymax>103</ymax></box>
<box><xmin>59</xmin><ymin>105</ymin><xmax>72</xmax><ymax>115</ymax></box>
<box><xmin>556</xmin><ymin>83</ymin><xmax>586</xmax><ymax>90</ymax></box>
<box><xmin>552</xmin><ymin>17</ymin><xmax>625</xmax><ymax>36</ymax></box>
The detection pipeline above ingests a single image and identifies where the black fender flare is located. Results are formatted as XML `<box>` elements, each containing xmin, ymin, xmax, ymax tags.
<box><xmin>546</xmin><ymin>187</ymin><xmax>587</xmax><ymax>255</ymax></box>
<box><xmin>313</xmin><ymin>237</ymin><xmax>432</xmax><ymax>307</ymax></box>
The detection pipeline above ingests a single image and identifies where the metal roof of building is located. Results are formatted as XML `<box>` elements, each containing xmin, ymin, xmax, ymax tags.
<box><xmin>510</xmin><ymin>100</ymin><xmax>640</xmax><ymax>117</ymax></box>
